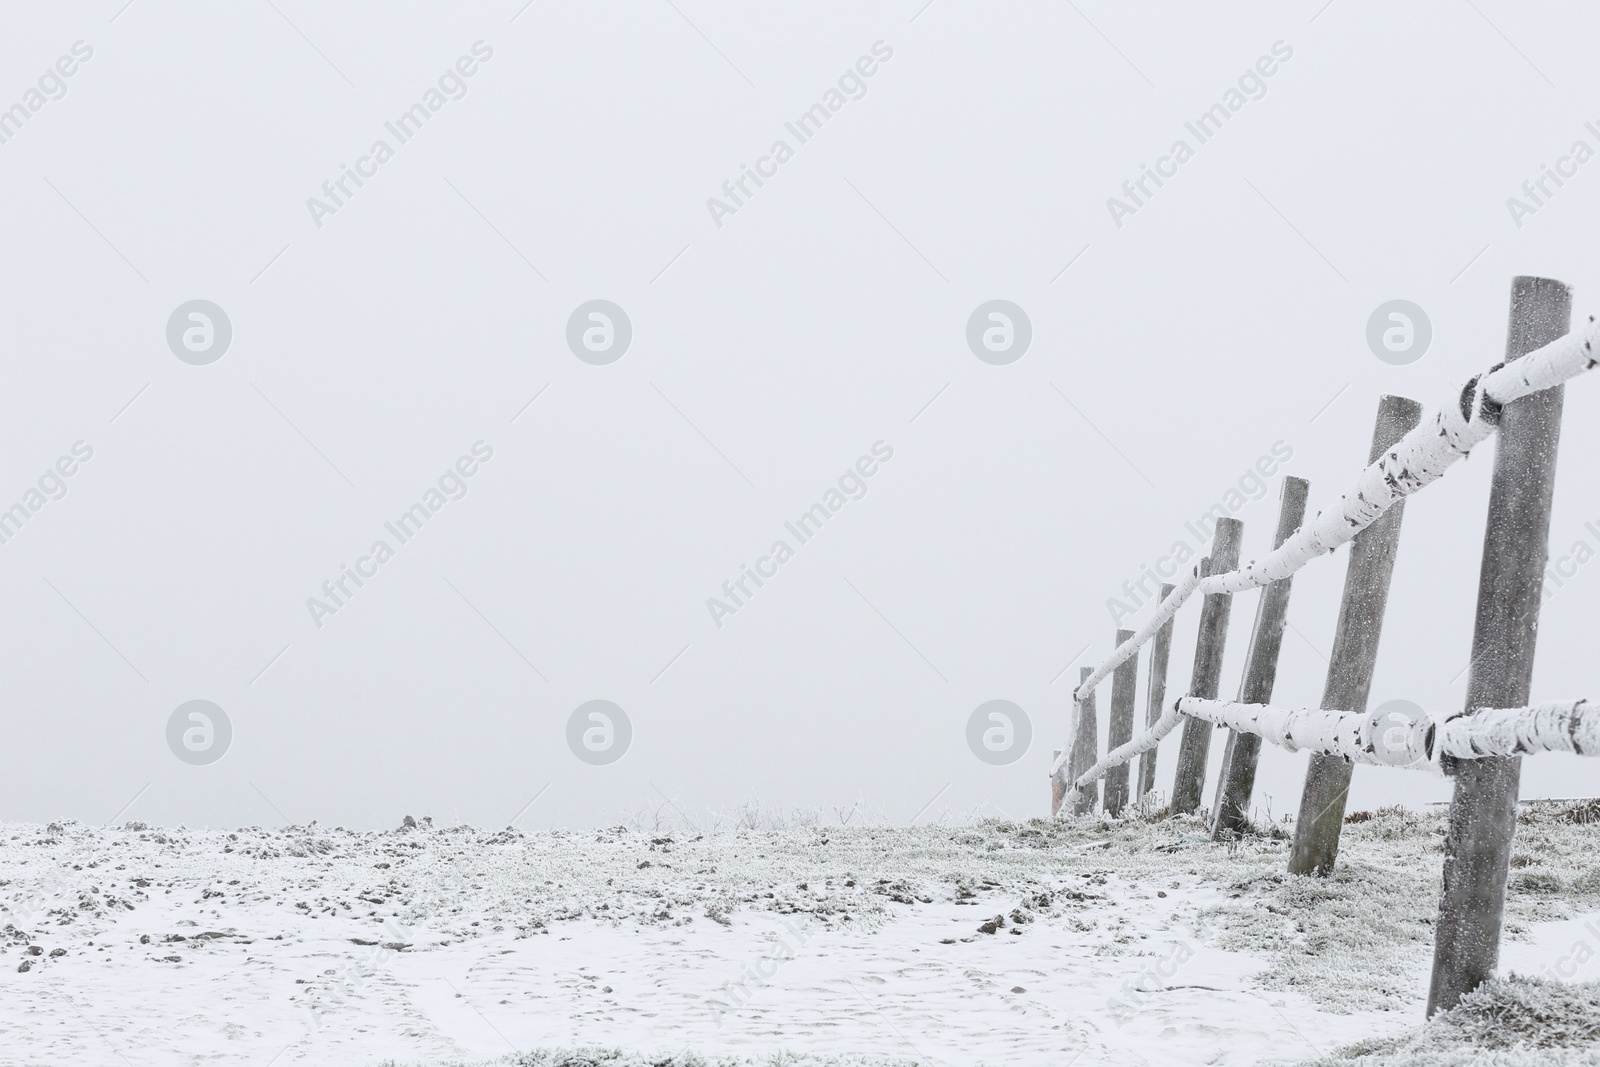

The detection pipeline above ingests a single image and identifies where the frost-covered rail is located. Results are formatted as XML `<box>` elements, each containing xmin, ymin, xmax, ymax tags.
<box><xmin>1050</xmin><ymin>314</ymin><xmax>1600</xmax><ymax>778</ymax></box>
<box><xmin>1064</xmin><ymin>698</ymin><xmax>1600</xmax><ymax>807</ymax></box>
<box><xmin>1053</xmin><ymin>275</ymin><xmax>1594</xmax><ymax>1021</ymax></box>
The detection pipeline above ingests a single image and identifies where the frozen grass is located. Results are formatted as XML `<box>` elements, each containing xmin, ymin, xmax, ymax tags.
<box><xmin>1298</xmin><ymin>975</ymin><xmax>1600</xmax><ymax>1065</ymax></box>
<box><xmin>385</xmin><ymin>978</ymin><xmax>1600</xmax><ymax>1067</ymax></box>
<box><xmin>5</xmin><ymin>801</ymin><xmax>1599</xmax><ymax>1064</ymax></box>
<box><xmin>5</xmin><ymin>803</ymin><xmax>1598</xmax><ymax>1001</ymax></box>
<box><xmin>1195</xmin><ymin>803</ymin><xmax>1600</xmax><ymax>1013</ymax></box>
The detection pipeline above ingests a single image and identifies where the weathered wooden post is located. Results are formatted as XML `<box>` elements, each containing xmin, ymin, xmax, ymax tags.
<box><xmin>1288</xmin><ymin>396</ymin><xmax>1422</xmax><ymax>874</ymax></box>
<box><xmin>1170</xmin><ymin>518</ymin><xmax>1244</xmax><ymax>815</ymax></box>
<box><xmin>1428</xmin><ymin>276</ymin><xmax>1570</xmax><ymax>1015</ymax></box>
<box><xmin>1068</xmin><ymin>667</ymin><xmax>1101</xmax><ymax>816</ymax></box>
<box><xmin>1212</xmin><ymin>476</ymin><xmax>1311</xmax><ymax>840</ymax></box>
<box><xmin>1103</xmin><ymin>628</ymin><xmax>1139</xmax><ymax>814</ymax></box>
<box><xmin>1136</xmin><ymin>583</ymin><xmax>1176</xmax><ymax>804</ymax></box>
<box><xmin>1051</xmin><ymin>750</ymin><xmax>1065</xmax><ymax>815</ymax></box>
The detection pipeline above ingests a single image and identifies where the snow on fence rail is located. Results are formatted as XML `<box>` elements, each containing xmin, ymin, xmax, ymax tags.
<box><xmin>1050</xmin><ymin>309</ymin><xmax>1600</xmax><ymax>779</ymax></box>
<box><xmin>1066</xmin><ymin>697</ymin><xmax>1600</xmax><ymax>796</ymax></box>
<box><xmin>1050</xmin><ymin>276</ymin><xmax>1599</xmax><ymax>1021</ymax></box>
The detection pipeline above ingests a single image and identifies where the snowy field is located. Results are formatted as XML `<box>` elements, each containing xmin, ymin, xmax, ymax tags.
<box><xmin>3</xmin><ymin>806</ymin><xmax>1599</xmax><ymax>1067</ymax></box>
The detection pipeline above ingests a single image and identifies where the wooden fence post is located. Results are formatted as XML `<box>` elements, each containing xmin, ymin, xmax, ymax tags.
<box><xmin>1428</xmin><ymin>276</ymin><xmax>1571</xmax><ymax>1015</ymax></box>
<box><xmin>1068</xmin><ymin>667</ymin><xmax>1101</xmax><ymax>815</ymax></box>
<box><xmin>1136</xmin><ymin>583</ymin><xmax>1176</xmax><ymax>804</ymax></box>
<box><xmin>1212</xmin><ymin>476</ymin><xmax>1311</xmax><ymax>840</ymax></box>
<box><xmin>1103</xmin><ymin>628</ymin><xmax>1139</xmax><ymax>814</ymax></box>
<box><xmin>1051</xmin><ymin>751</ymin><xmax>1065</xmax><ymax>816</ymax></box>
<box><xmin>1169</xmin><ymin>517</ymin><xmax>1244</xmax><ymax>815</ymax></box>
<box><xmin>1287</xmin><ymin>395</ymin><xmax>1422</xmax><ymax>874</ymax></box>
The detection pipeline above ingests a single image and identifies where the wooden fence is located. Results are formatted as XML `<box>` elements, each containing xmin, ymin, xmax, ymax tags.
<box><xmin>1051</xmin><ymin>275</ymin><xmax>1600</xmax><ymax>1017</ymax></box>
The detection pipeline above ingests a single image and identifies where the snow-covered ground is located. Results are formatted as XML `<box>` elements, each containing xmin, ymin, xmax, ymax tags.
<box><xmin>2</xmin><ymin>806</ymin><xmax>1597</xmax><ymax>1066</ymax></box>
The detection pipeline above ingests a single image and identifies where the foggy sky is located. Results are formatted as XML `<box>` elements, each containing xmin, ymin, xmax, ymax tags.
<box><xmin>1</xmin><ymin>0</ymin><xmax>1597</xmax><ymax>831</ymax></box>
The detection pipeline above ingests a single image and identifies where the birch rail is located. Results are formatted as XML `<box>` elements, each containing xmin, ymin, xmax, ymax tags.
<box><xmin>1067</xmin><ymin>697</ymin><xmax>1599</xmax><ymax>806</ymax></box>
<box><xmin>1049</xmin><ymin>313</ymin><xmax>1600</xmax><ymax>778</ymax></box>
<box><xmin>1052</xmin><ymin>276</ymin><xmax>1599</xmax><ymax>1023</ymax></box>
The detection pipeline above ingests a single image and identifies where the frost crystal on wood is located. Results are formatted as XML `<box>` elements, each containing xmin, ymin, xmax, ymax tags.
<box><xmin>1063</xmin><ymin>697</ymin><xmax>1600</xmax><ymax>808</ymax></box>
<box><xmin>1053</xmin><ymin>315</ymin><xmax>1600</xmax><ymax>778</ymax></box>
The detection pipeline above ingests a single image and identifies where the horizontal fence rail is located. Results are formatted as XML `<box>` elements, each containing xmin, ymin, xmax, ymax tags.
<box><xmin>1050</xmin><ymin>314</ymin><xmax>1600</xmax><ymax>778</ymax></box>
<box><xmin>1062</xmin><ymin>687</ymin><xmax>1600</xmax><ymax>806</ymax></box>
<box><xmin>1066</xmin><ymin>697</ymin><xmax>1598</xmax><ymax>804</ymax></box>
<box><xmin>1053</xmin><ymin>276</ymin><xmax>1598</xmax><ymax>1021</ymax></box>
<box><xmin>1436</xmin><ymin>700</ymin><xmax>1600</xmax><ymax>759</ymax></box>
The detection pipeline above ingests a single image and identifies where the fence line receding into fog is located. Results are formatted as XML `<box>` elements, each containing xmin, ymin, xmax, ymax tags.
<box><xmin>1050</xmin><ymin>276</ymin><xmax>1600</xmax><ymax>1019</ymax></box>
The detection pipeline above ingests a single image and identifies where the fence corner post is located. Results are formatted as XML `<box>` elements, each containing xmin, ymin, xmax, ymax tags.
<box><xmin>1428</xmin><ymin>275</ymin><xmax>1571</xmax><ymax>1016</ymax></box>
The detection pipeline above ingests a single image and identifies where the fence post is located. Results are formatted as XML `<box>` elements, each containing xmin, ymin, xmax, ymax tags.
<box><xmin>1136</xmin><ymin>583</ymin><xmax>1176</xmax><ymax>804</ymax></box>
<box><xmin>1051</xmin><ymin>751</ymin><xmax>1065</xmax><ymax>815</ymax></box>
<box><xmin>1287</xmin><ymin>395</ymin><xmax>1422</xmax><ymax>875</ymax></box>
<box><xmin>1068</xmin><ymin>667</ymin><xmax>1101</xmax><ymax>815</ymax></box>
<box><xmin>1170</xmin><ymin>517</ymin><xmax>1244</xmax><ymax>815</ymax></box>
<box><xmin>1427</xmin><ymin>276</ymin><xmax>1571</xmax><ymax>1015</ymax></box>
<box><xmin>1211</xmin><ymin>476</ymin><xmax>1311</xmax><ymax>840</ymax></box>
<box><xmin>1103</xmin><ymin>628</ymin><xmax>1139</xmax><ymax>815</ymax></box>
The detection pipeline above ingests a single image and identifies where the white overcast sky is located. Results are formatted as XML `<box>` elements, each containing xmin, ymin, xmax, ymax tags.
<box><xmin>1</xmin><ymin>0</ymin><xmax>1597</xmax><ymax>830</ymax></box>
